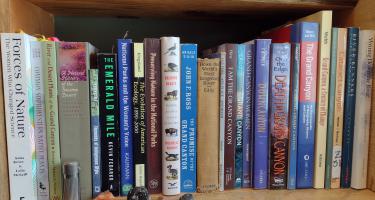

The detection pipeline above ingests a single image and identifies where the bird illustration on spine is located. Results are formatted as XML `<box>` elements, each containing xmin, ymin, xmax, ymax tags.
<box><xmin>164</xmin><ymin>43</ymin><xmax>177</xmax><ymax>56</ymax></box>
<box><xmin>164</xmin><ymin>90</ymin><xmax>178</xmax><ymax>100</ymax></box>
<box><xmin>165</xmin><ymin>152</ymin><xmax>179</xmax><ymax>161</ymax></box>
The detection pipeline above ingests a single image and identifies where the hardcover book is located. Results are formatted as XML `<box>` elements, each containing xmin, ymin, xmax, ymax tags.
<box><xmin>56</xmin><ymin>42</ymin><xmax>96</xmax><ymax>199</ymax></box>
<box><xmin>253</xmin><ymin>39</ymin><xmax>271</xmax><ymax>189</ymax></box>
<box><xmin>161</xmin><ymin>37</ymin><xmax>181</xmax><ymax>195</ymax></box>
<box><xmin>291</xmin><ymin>22</ymin><xmax>319</xmax><ymax>188</ymax></box>
<box><xmin>269</xmin><ymin>43</ymin><xmax>291</xmax><ymax>189</ymax></box>
<box><xmin>180</xmin><ymin>43</ymin><xmax>198</xmax><ymax>193</ymax></box>
<box><xmin>351</xmin><ymin>30</ymin><xmax>375</xmax><ymax>189</ymax></box>
<box><xmin>196</xmin><ymin>58</ymin><xmax>220</xmax><ymax>193</ymax></box>
<box><xmin>341</xmin><ymin>27</ymin><xmax>360</xmax><ymax>188</ymax></box>
<box><xmin>1</xmin><ymin>33</ymin><xmax>38</xmax><ymax>200</ymax></box>
<box><xmin>118</xmin><ymin>39</ymin><xmax>134</xmax><ymax>195</ymax></box>
<box><xmin>98</xmin><ymin>53</ymin><xmax>120</xmax><ymax>195</ymax></box>
<box><xmin>144</xmin><ymin>38</ymin><xmax>162</xmax><ymax>194</ymax></box>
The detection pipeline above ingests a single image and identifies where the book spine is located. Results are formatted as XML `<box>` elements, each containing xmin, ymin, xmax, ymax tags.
<box><xmin>161</xmin><ymin>37</ymin><xmax>181</xmax><ymax>195</ymax></box>
<box><xmin>132</xmin><ymin>43</ymin><xmax>147</xmax><ymax>187</ymax></box>
<box><xmin>242</xmin><ymin>43</ymin><xmax>254</xmax><ymax>188</ymax></box>
<box><xmin>90</xmin><ymin>69</ymin><xmax>101</xmax><ymax>197</ymax></box>
<box><xmin>269</xmin><ymin>43</ymin><xmax>291</xmax><ymax>189</ymax></box>
<box><xmin>224</xmin><ymin>44</ymin><xmax>237</xmax><ymax>190</ymax></box>
<box><xmin>341</xmin><ymin>27</ymin><xmax>359</xmax><ymax>188</ymax></box>
<box><xmin>351</xmin><ymin>30</ymin><xmax>375</xmax><ymax>189</ymax></box>
<box><xmin>31</xmin><ymin>41</ymin><xmax>50</xmax><ymax>200</ymax></box>
<box><xmin>118</xmin><ymin>39</ymin><xmax>134</xmax><ymax>195</ymax></box>
<box><xmin>98</xmin><ymin>53</ymin><xmax>120</xmax><ymax>195</ymax></box>
<box><xmin>219</xmin><ymin>51</ymin><xmax>226</xmax><ymax>191</ymax></box>
<box><xmin>287</xmin><ymin>43</ymin><xmax>300</xmax><ymax>190</ymax></box>
<box><xmin>180</xmin><ymin>44</ymin><xmax>198</xmax><ymax>193</ymax></box>
<box><xmin>196</xmin><ymin>58</ymin><xmax>220</xmax><ymax>193</ymax></box>
<box><xmin>1</xmin><ymin>33</ymin><xmax>37</xmax><ymax>200</ymax></box>
<box><xmin>253</xmin><ymin>39</ymin><xmax>271</xmax><ymax>189</ymax></box>
<box><xmin>294</xmin><ymin>22</ymin><xmax>319</xmax><ymax>188</ymax></box>
<box><xmin>330</xmin><ymin>28</ymin><xmax>347</xmax><ymax>189</ymax></box>
<box><xmin>144</xmin><ymin>38</ymin><xmax>162</xmax><ymax>194</ymax></box>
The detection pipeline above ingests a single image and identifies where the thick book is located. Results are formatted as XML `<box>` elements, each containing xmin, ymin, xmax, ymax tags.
<box><xmin>89</xmin><ymin>69</ymin><xmax>101</xmax><ymax>197</ymax></box>
<box><xmin>43</xmin><ymin>41</ymin><xmax>63</xmax><ymax>200</ymax></box>
<box><xmin>325</xmin><ymin>28</ymin><xmax>347</xmax><ymax>189</ymax></box>
<box><xmin>118</xmin><ymin>39</ymin><xmax>134</xmax><ymax>195</ymax></box>
<box><xmin>98</xmin><ymin>53</ymin><xmax>120</xmax><ymax>195</ymax></box>
<box><xmin>269</xmin><ymin>43</ymin><xmax>291</xmax><ymax>189</ymax></box>
<box><xmin>341</xmin><ymin>27</ymin><xmax>360</xmax><ymax>188</ymax></box>
<box><xmin>56</xmin><ymin>42</ymin><xmax>96</xmax><ymax>199</ymax></box>
<box><xmin>31</xmin><ymin>41</ymin><xmax>50</xmax><ymax>200</ymax></box>
<box><xmin>235</xmin><ymin>44</ymin><xmax>245</xmax><ymax>188</ymax></box>
<box><xmin>180</xmin><ymin>43</ymin><xmax>198</xmax><ymax>193</ymax></box>
<box><xmin>196</xmin><ymin>58</ymin><xmax>220</xmax><ymax>193</ymax></box>
<box><xmin>351</xmin><ymin>30</ymin><xmax>375</xmax><ymax>189</ymax></box>
<box><xmin>287</xmin><ymin>43</ymin><xmax>300</xmax><ymax>190</ymax></box>
<box><xmin>144</xmin><ymin>38</ymin><xmax>162</xmax><ymax>194</ymax></box>
<box><xmin>132</xmin><ymin>42</ymin><xmax>147</xmax><ymax>187</ymax></box>
<box><xmin>1</xmin><ymin>33</ymin><xmax>38</xmax><ymax>200</ymax></box>
<box><xmin>242</xmin><ymin>43</ymin><xmax>255</xmax><ymax>188</ymax></box>
<box><xmin>253</xmin><ymin>39</ymin><xmax>271</xmax><ymax>189</ymax></box>
<box><xmin>291</xmin><ymin>22</ymin><xmax>319</xmax><ymax>188</ymax></box>
<box><xmin>161</xmin><ymin>37</ymin><xmax>181</xmax><ymax>195</ymax></box>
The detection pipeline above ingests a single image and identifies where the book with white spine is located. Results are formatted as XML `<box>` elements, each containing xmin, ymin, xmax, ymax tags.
<box><xmin>1</xmin><ymin>33</ymin><xmax>37</xmax><ymax>200</ymax></box>
<box><xmin>219</xmin><ymin>52</ymin><xmax>226</xmax><ymax>191</ymax></box>
<box><xmin>161</xmin><ymin>37</ymin><xmax>181</xmax><ymax>195</ymax></box>
<box><xmin>351</xmin><ymin>30</ymin><xmax>375</xmax><ymax>189</ymax></box>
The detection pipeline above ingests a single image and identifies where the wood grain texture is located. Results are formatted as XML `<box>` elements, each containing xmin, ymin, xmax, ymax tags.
<box><xmin>26</xmin><ymin>0</ymin><xmax>356</xmax><ymax>18</ymax></box>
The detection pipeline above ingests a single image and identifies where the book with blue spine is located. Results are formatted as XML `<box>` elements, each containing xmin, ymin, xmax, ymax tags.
<box><xmin>118</xmin><ymin>39</ymin><xmax>134</xmax><ymax>195</ymax></box>
<box><xmin>291</xmin><ymin>22</ymin><xmax>319</xmax><ymax>188</ymax></box>
<box><xmin>253</xmin><ymin>39</ymin><xmax>271</xmax><ymax>189</ymax></box>
<box><xmin>288</xmin><ymin>43</ymin><xmax>300</xmax><ymax>189</ymax></box>
<box><xmin>180</xmin><ymin>44</ymin><xmax>198</xmax><ymax>193</ymax></box>
<box><xmin>242</xmin><ymin>43</ymin><xmax>255</xmax><ymax>188</ymax></box>
<box><xmin>235</xmin><ymin>44</ymin><xmax>245</xmax><ymax>188</ymax></box>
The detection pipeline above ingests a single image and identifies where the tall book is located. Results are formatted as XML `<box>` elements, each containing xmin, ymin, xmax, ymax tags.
<box><xmin>132</xmin><ymin>42</ymin><xmax>147</xmax><ymax>187</ymax></box>
<box><xmin>144</xmin><ymin>38</ymin><xmax>162</xmax><ymax>194</ymax></box>
<box><xmin>31</xmin><ymin>41</ymin><xmax>50</xmax><ymax>200</ymax></box>
<box><xmin>98</xmin><ymin>53</ymin><xmax>120</xmax><ymax>195</ymax></box>
<box><xmin>218</xmin><ymin>51</ymin><xmax>226</xmax><ymax>191</ymax></box>
<box><xmin>1</xmin><ymin>33</ymin><xmax>38</xmax><ymax>200</ymax></box>
<box><xmin>351</xmin><ymin>30</ymin><xmax>375</xmax><ymax>189</ymax></box>
<box><xmin>297</xmin><ymin>10</ymin><xmax>333</xmax><ymax>189</ymax></box>
<box><xmin>291</xmin><ymin>22</ymin><xmax>319</xmax><ymax>188</ymax></box>
<box><xmin>253</xmin><ymin>39</ymin><xmax>271</xmax><ymax>189</ymax></box>
<box><xmin>269</xmin><ymin>43</ymin><xmax>291</xmax><ymax>189</ymax></box>
<box><xmin>43</xmin><ymin>41</ymin><xmax>63</xmax><ymax>200</ymax></box>
<box><xmin>89</xmin><ymin>69</ymin><xmax>101</xmax><ymax>197</ymax></box>
<box><xmin>118</xmin><ymin>39</ymin><xmax>134</xmax><ymax>195</ymax></box>
<box><xmin>325</xmin><ymin>28</ymin><xmax>347</xmax><ymax>189</ymax></box>
<box><xmin>180</xmin><ymin>44</ymin><xmax>198</xmax><ymax>193</ymax></box>
<box><xmin>288</xmin><ymin>43</ymin><xmax>300</xmax><ymax>190</ymax></box>
<box><xmin>242</xmin><ymin>43</ymin><xmax>255</xmax><ymax>188</ymax></box>
<box><xmin>235</xmin><ymin>44</ymin><xmax>245</xmax><ymax>188</ymax></box>
<box><xmin>56</xmin><ymin>42</ymin><xmax>96</xmax><ymax>199</ymax></box>
<box><xmin>196</xmin><ymin>58</ymin><xmax>220</xmax><ymax>193</ymax></box>
<box><xmin>161</xmin><ymin>37</ymin><xmax>181</xmax><ymax>195</ymax></box>
<box><xmin>341</xmin><ymin>27</ymin><xmax>360</xmax><ymax>188</ymax></box>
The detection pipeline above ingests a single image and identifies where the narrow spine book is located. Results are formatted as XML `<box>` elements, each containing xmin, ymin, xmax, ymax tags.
<box><xmin>269</xmin><ymin>43</ymin><xmax>291</xmax><ymax>189</ymax></box>
<box><xmin>144</xmin><ymin>38</ymin><xmax>162</xmax><ymax>193</ymax></box>
<box><xmin>218</xmin><ymin>51</ymin><xmax>226</xmax><ymax>191</ymax></box>
<box><xmin>253</xmin><ymin>39</ymin><xmax>271</xmax><ymax>189</ymax></box>
<box><xmin>197</xmin><ymin>58</ymin><xmax>220</xmax><ymax>192</ymax></box>
<box><xmin>118</xmin><ymin>39</ymin><xmax>134</xmax><ymax>195</ymax></box>
<box><xmin>180</xmin><ymin>44</ymin><xmax>198</xmax><ymax>193</ymax></box>
<box><xmin>98</xmin><ymin>53</ymin><xmax>120</xmax><ymax>195</ymax></box>
<box><xmin>341</xmin><ymin>27</ymin><xmax>359</xmax><ymax>188</ymax></box>
<box><xmin>161</xmin><ymin>37</ymin><xmax>181</xmax><ymax>195</ymax></box>
<box><xmin>1</xmin><ymin>33</ymin><xmax>37</xmax><ymax>200</ymax></box>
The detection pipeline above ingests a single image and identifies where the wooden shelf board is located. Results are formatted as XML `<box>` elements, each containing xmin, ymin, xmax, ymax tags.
<box><xmin>109</xmin><ymin>189</ymin><xmax>375</xmax><ymax>200</ymax></box>
<box><xmin>27</xmin><ymin>0</ymin><xmax>357</xmax><ymax>19</ymax></box>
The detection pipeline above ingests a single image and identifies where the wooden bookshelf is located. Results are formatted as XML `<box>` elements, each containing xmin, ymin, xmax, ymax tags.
<box><xmin>1</xmin><ymin>0</ymin><xmax>375</xmax><ymax>200</ymax></box>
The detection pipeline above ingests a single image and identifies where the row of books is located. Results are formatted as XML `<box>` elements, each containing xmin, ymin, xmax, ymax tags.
<box><xmin>1</xmin><ymin>10</ymin><xmax>374</xmax><ymax>200</ymax></box>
